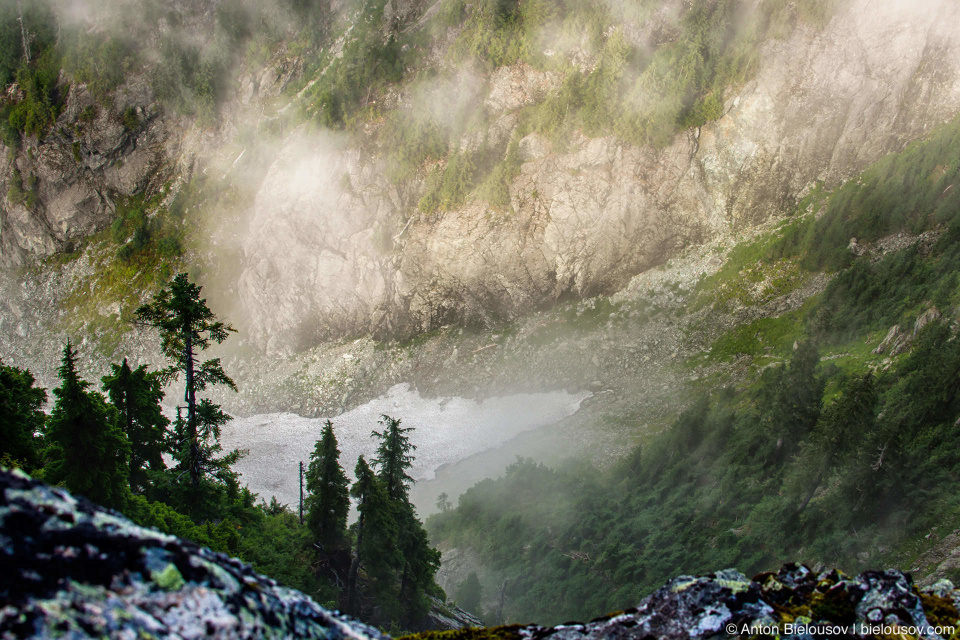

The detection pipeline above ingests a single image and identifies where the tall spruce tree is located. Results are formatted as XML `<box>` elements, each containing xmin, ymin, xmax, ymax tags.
<box><xmin>371</xmin><ymin>414</ymin><xmax>415</xmax><ymax>502</ymax></box>
<box><xmin>44</xmin><ymin>341</ymin><xmax>130</xmax><ymax>510</ymax></box>
<box><xmin>789</xmin><ymin>372</ymin><xmax>878</xmax><ymax>516</ymax></box>
<box><xmin>102</xmin><ymin>358</ymin><xmax>170</xmax><ymax>493</ymax></box>
<box><xmin>305</xmin><ymin>420</ymin><xmax>350</xmax><ymax>551</ymax></box>
<box><xmin>0</xmin><ymin>359</ymin><xmax>46</xmax><ymax>469</ymax></box>
<box><xmin>135</xmin><ymin>273</ymin><xmax>242</xmax><ymax>494</ymax></box>
<box><xmin>346</xmin><ymin>455</ymin><xmax>402</xmax><ymax>617</ymax></box>
<box><xmin>394</xmin><ymin>500</ymin><xmax>442</xmax><ymax>624</ymax></box>
<box><xmin>456</xmin><ymin>572</ymin><xmax>483</xmax><ymax>613</ymax></box>
<box><xmin>370</xmin><ymin>415</ymin><xmax>441</xmax><ymax>624</ymax></box>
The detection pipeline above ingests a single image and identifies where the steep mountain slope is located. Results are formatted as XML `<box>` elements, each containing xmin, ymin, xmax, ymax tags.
<box><xmin>424</xmin><ymin>106</ymin><xmax>960</xmax><ymax>623</ymax></box>
<box><xmin>236</xmin><ymin>0</ymin><xmax>960</xmax><ymax>350</ymax></box>
<box><xmin>3</xmin><ymin>0</ymin><xmax>960</xmax><ymax>356</ymax></box>
<box><xmin>0</xmin><ymin>0</ymin><xmax>959</xmax><ymax>537</ymax></box>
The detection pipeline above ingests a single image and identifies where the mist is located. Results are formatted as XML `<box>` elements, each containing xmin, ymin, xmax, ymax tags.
<box><xmin>221</xmin><ymin>383</ymin><xmax>590</xmax><ymax>515</ymax></box>
<box><xmin>3</xmin><ymin>0</ymin><xmax>960</xmax><ymax>629</ymax></box>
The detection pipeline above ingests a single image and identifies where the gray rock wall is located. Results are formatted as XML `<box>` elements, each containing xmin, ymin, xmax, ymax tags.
<box><xmin>3</xmin><ymin>0</ymin><xmax>960</xmax><ymax>353</ymax></box>
<box><xmin>235</xmin><ymin>0</ymin><xmax>960</xmax><ymax>351</ymax></box>
<box><xmin>0</xmin><ymin>79</ymin><xmax>177</xmax><ymax>268</ymax></box>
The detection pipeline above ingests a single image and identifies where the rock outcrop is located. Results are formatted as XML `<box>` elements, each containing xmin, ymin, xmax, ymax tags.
<box><xmin>4</xmin><ymin>468</ymin><xmax>960</xmax><ymax>640</ymax></box>
<box><xmin>0</xmin><ymin>77</ymin><xmax>177</xmax><ymax>268</ymax></box>
<box><xmin>409</xmin><ymin>567</ymin><xmax>960</xmax><ymax>639</ymax></box>
<box><xmin>874</xmin><ymin>306</ymin><xmax>943</xmax><ymax>355</ymax></box>
<box><xmin>425</xmin><ymin>596</ymin><xmax>484</xmax><ymax>631</ymax></box>
<box><xmin>0</xmin><ymin>468</ymin><xmax>385</xmax><ymax>640</ymax></box>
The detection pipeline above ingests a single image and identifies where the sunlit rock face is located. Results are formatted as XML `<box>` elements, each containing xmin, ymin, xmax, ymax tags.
<box><xmin>236</xmin><ymin>0</ymin><xmax>960</xmax><ymax>352</ymax></box>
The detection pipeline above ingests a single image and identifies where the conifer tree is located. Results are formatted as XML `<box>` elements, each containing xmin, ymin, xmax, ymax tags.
<box><xmin>371</xmin><ymin>414</ymin><xmax>415</xmax><ymax>502</ymax></box>
<box><xmin>755</xmin><ymin>340</ymin><xmax>824</xmax><ymax>465</ymax></box>
<box><xmin>436</xmin><ymin>492</ymin><xmax>452</xmax><ymax>512</ymax></box>
<box><xmin>346</xmin><ymin>455</ymin><xmax>402</xmax><ymax>617</ymax></box>
<box><xmin>44</xmin><ymin>340</ymin><xmax>130</xmax><ymax>509</ymax></box>
<box><xmin>394</xmin><ymin>501</ymin><xmax>442</xmax><ymax>623</ymax></box>
<box><xmin>305</xmin><ymin>420</ymin><xmax>350</xmax><ymax>551</ymax></box>
<box><xmin>370</xmin><ymin>415</ymin><xmax>441</xmax><ymax>623</ymax></box>
<box><xmin>102</xmin><ymin>358</ymin><xmax>170</xmax><ymax>493</ymax></box>
<box><xmin>0</xmin><ymin>359</ymin><xmax>46</xmax><ymax>469</ymax></box>
<box><xmin>135</xmin><ymin>273</ymin><xmax>242</xmax><ymax>493</ymax></box>
<box><xmin>456</xmin><ymin>572</ymin><xmax>483</xmax><ymax>613</ymax></box>
<box><xmin>786</xmin><ymin>372</ymin><xmax>878</xmax><ymax>516</ymax></box>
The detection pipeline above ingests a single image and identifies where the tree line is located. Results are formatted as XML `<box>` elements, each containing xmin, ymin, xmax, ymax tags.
<box><xmin>0</xmin><ymin>272</ymin><xmax>441</xmax><ymax>632</ymax></box>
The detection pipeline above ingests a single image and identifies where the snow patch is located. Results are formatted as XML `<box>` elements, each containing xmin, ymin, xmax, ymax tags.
<box><xmin>221</xmin><ymin>383</ymin><xmax>590</xmax><ymax>510</ymax></box>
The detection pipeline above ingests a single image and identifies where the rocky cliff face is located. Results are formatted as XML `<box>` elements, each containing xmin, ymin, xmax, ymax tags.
<box><xmin>4</xmin><ymin>0</ymin><xmax>960</xmax><ymax>355</ymax></box>
<box><xmin>3</xmin><ymin>468</ymin><xmax>959</xmax><ymax>640</ymax></box>
<box><xmin>0</xmin><ymin>77</ymin><xmax>179</xmax><ymax>268</ymax></box>
<box><xmin>233</xmin><ymin>0</ymin><xmax>960</xmax><ymax>351</ymax></box>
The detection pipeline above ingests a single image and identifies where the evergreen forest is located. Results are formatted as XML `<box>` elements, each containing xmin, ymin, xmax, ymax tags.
<box><xmin>1</xmin><ymin>273</ymin><xmax>443</xmax><ymax>634</ymax></box>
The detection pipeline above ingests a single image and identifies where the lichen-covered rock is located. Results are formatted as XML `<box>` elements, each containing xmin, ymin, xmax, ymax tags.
<box><xmin>401</xmin><ymin>565</ymin><xmax>960</xmax><ymax>640</ymax></box>
<box><xmin>0</xmin><ymin>468</ymin><xmax>385</xmax><ymax>640</ymax></box>
<box><xmin>4</xmin><ymin>467</ymin><xmax>960</xmax><ymax>640</ymax></box>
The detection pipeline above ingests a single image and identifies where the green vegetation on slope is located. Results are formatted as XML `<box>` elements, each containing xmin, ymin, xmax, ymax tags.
<box><xmin>427</xmin><ymin>94</ymin><xmax>960</xmax><ymax>627</ymax></box>
<box><xmin>769</xmin><ymin>114</ymin><xmax>960</xmax><ymax>271</ymax></box>
<box><xmin>0</xmin><ymin>0</ymin><xmax>320</xmax><ymax>145</ymax></box>
<box><xmin>294</xmin><ymin>0</ymin><xmax>843</xmax><ymax>216</ymax></box>
<box><xmin>429</xmin><ymin>331</ymin><xmax>960</xmax><ymax>625</ymax></box>
<box><xmin>695</xmin><ymin>112</ymin><xmax>960</xmax><ymax>361</ymax></box>
<box><xmin>443</xmin><ymin>0</ymin><xmax>837</xmax><ymax>147</ymax></box>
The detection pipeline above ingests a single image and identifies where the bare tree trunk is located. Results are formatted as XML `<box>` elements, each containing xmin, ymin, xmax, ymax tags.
<box><xmin>345</xmin><ymin>511</ymin><xmax>364</xmax><ymax>615</ymax></box>
<box><xmin>496</xmin><ymin>579</ymin><xmax>508</xmax><ymax>625</ymax></box>
<box><xmin>299</xmin><ymin>461</ymin><xmax>304</xmax><ymax>525</ymax></box>
<box><xmin>17</xmin><ymin>0</ymin><xmax>31</xmax><ymax>63</ymax></box>
<box><xmin>184</xmin><ymin>331</ymin><xmax>199</xmax><ymax>486</ymax></box>
<box><xmin>796</xmin><ymin>471</ymin><xmax>824</xmax><ymax>514</ymax></box>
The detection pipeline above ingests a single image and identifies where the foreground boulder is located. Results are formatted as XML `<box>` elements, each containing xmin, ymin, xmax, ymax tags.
<box><xmin>409</xmin><ymin>567</ymin><xmax>960</xmax><ymax>639</ymax></box>
<box><xmin>3</xmin><ymin>467</ymin><xmax>960</xmax><ymax>639</ymax></box>
<box><xmin>0</xmin><ymin>468</ymin><xmax>385</xmax><ymax>639</ymax></box>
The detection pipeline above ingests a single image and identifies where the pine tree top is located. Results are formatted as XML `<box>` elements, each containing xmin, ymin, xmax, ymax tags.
<box><xmin>135</xmin><ymin>273</ymin><xmax>237</xmax><ymax>393</ymax></box>
<box><xmin>371</xmin><ymin>415</ymin><xmax>416</xmax><ymax>503</ymax></box>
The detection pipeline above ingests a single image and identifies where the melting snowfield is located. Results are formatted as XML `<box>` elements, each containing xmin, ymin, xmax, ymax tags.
<box><xmin>221</xmin><ymin>383</ymin><xmax>590</xmax><ymax>511</ymax></box>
